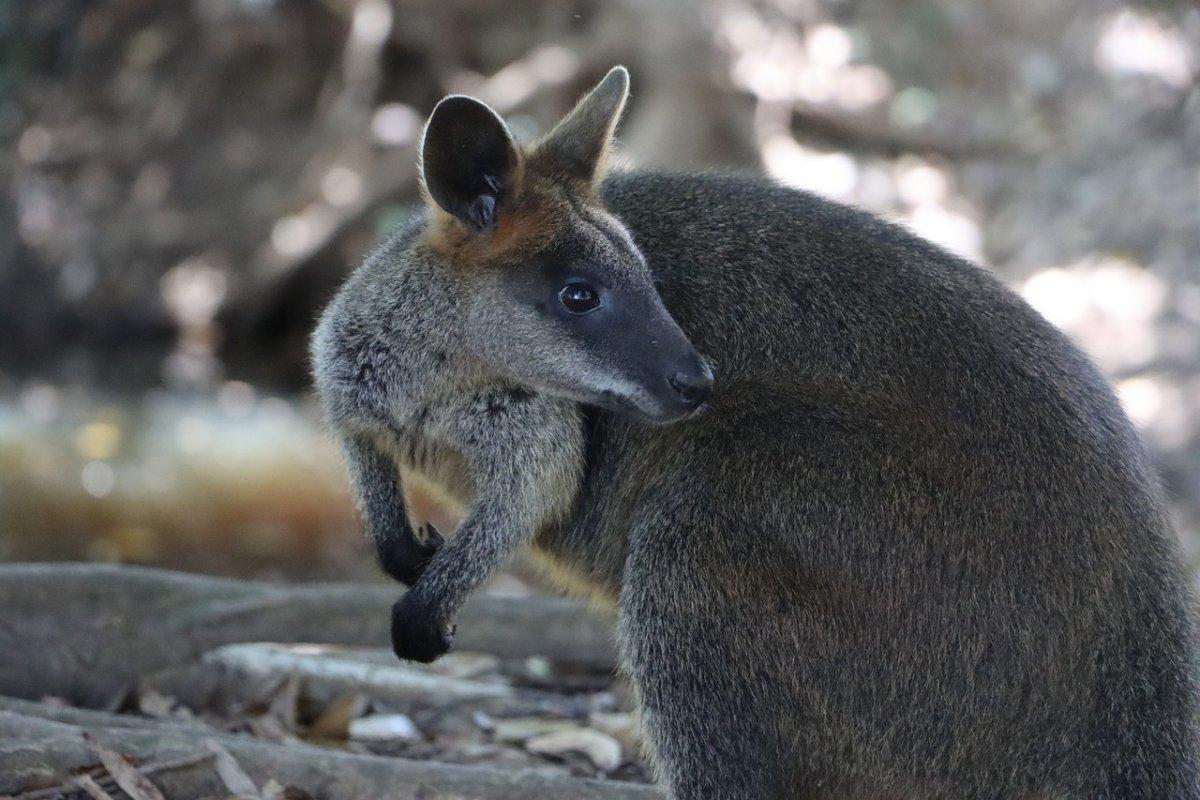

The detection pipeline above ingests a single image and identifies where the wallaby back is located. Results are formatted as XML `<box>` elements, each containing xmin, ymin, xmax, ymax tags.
<box><xmin>530</xmin><ymin>169</ymin><xmax>1200</xmax><ymax>799</ymax></box>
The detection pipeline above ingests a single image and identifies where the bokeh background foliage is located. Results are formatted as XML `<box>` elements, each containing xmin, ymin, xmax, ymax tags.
<box><xmin>1</xmin><ymin>0</ymin><xmax>1199</xmax><ymax>581</ymax></box>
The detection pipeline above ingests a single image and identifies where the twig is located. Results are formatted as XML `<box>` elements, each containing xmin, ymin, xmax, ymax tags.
<box><xmin>15</xmin><ymin>752</ymin><xmax>215</xmax><ymax>800</ymax></box>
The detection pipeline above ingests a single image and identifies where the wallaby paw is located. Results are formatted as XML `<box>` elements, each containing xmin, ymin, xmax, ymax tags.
<box><xmin>391</xmin><ymin>595</ymin><xmax>455</xmax><ymax>663</ymax></box>
<box><xmin>421</xmin><ymin>522</ymin><xmax>447</xmax><ymax>551</ymax></box>
<box><xmin>377</xmin><ymin>523</ymin><xmax>445</xmax><ymax>587</ymax></box>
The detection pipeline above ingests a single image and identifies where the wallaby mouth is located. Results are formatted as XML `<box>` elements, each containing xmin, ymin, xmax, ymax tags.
<box><xmin>657</xmin><ymin>357</ymin><xmax>714</xmax><ymax>420</ymax></box>
<box><xmin>603</xmin><ymin>352</ymin><xmax>714</xmax><ymax>425</ymax></box>
<box><xmin>607</xmin><ymin>303</ymin><xmax>714</xmax><ymax>424</ymax></box>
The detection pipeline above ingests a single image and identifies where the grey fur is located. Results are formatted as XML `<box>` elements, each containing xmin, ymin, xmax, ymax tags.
<box><xmin>312</xmin><ymin>71</ymin><xmax>1199</xmax><ymax>799</ymax></box>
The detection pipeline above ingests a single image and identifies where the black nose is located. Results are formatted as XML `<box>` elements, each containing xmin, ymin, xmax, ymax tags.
<box><xmin>668</xmin><ymin>364</ymin><xmax>714</xmax><ymax>409</ymax></box>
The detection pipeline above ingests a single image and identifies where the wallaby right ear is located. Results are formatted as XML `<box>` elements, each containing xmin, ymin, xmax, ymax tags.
<box><xmin>420</xmin><ymin>96</ymin><xmax>522</xmax><ymax>234</ymax></box>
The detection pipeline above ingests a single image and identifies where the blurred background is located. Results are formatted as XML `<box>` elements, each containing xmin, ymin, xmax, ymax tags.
<box><xmin>1</xmin><ymin>0</ymin><xmax>1198</xmax><ymax>583</ymax></box>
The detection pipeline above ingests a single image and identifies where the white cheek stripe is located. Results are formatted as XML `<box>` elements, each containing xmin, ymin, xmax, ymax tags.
<box><xmin>592</xmin><ymin>207</ymin><xmax>646</xmax><ymax>265</ymax></box>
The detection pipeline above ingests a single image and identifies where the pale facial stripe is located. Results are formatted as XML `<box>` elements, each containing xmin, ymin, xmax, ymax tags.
<box><xmin>561</xmin><ymin>189</ymin><xmax>646</xmax><ymax>266</ymax></box>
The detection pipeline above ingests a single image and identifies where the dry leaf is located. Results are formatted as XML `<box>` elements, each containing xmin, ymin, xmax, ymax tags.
<box><xmin>266</xmin><ymin>674</ymin><xmax>302</xmax><ymax>730</ymax></box>
<box><xmin>526</xmin><ymin>727</ymin><xmax>623</xmax><ymax>772</ymax></box>
<box><xmin>83</xmin><ymin>733</ymin><xmax>166</xmax><ymax>800</ymax></box>
<box><xmin>262</xmin><ymin>780</ymin><xmax>315</xmax><ymax>800</ymax></box>
<box><xmin>307</xmin><ymin>693</ymin><xmax>368</xmax><ymax>740</ymax></box>
<box><xmin>248</xmin><ymin>714</ymin><xmax>303</xmax><ymax>745</ymax></box>
<box><xmin>72</xmin><ymin>775</ymin><xmax>117</xmax><ymax>800</ymax></box>
<box><xmin>136</xmin><ymin>688</ymin><xmax>177</xmax><ymax>719</ymax></box>
<box><xmin>205</xmin><ymin>739</ymin><xmax>260</xmax><ymax>798</ymax></box>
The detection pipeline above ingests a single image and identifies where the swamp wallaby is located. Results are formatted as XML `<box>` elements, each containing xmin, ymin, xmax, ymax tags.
<box><xmin>311</xmin><ymin>67</ymin><xmax>1199</xmax><ymax>799</ymax></box>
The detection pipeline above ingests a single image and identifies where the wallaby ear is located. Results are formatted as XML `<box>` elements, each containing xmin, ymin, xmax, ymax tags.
<box><xmin>534</xmin><ymin>66</ymin><xmax>630</xmax><ymax>187</ymax></box>
<box><xmin>420</xmin><ymin>95</ymin><xmax>522</xmax><ymax>233</ymax></box>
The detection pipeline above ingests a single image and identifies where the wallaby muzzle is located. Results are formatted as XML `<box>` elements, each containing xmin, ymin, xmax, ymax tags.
<box><xmin>621</xmin><ymin>316</ymin><xmax>713</xmax><ymax>424</ymax></box>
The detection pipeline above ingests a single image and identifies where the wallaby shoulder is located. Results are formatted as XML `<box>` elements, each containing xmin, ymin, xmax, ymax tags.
<box><xmin>600</xmin><ymin>170</ymin><xmax>1129</xmax><ymax>440</ymax></box>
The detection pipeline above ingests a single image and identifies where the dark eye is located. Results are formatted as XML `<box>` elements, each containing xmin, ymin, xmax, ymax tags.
<box><xmin>558</xmin><ymin>281</ymin><xmax>601</xmax><ymax>315</ymax></box>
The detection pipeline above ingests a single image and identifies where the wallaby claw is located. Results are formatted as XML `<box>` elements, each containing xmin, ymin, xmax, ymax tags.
<box><xmin>391</xmin><ymin>595</ymin><xmax>454</xmax><ymax>663</ymax></box>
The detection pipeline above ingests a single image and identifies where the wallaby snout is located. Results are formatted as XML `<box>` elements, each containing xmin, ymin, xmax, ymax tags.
<box><xmin>667</xmin><ymin>359</ymin><xmax>714</xmax><ymax>410</ymax></box>
<box><xmin>595</xmin><ymin>295</ymin><xmax>713</xmax><ymax>424</ymax></box>
<box><xmin>595</xmin><ymin>334</ymin><xmax>713</xmax><ymax>424</ymax></box>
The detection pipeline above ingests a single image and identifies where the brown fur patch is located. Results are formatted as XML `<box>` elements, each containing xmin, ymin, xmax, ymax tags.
<box><xmin>421</xmin><ymin>171</ymin><xmax>574</xmax><ymax>267</ymax></box>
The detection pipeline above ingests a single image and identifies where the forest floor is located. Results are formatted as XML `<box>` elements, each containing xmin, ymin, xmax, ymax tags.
<box><xmin>0</xmin><ymin>564</ymin><xmax>658</xmax><ymax>800</ymax></box>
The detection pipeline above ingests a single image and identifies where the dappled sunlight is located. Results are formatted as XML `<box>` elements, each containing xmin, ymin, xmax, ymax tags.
<box><xmin>904</xmin><ymin>202</ymin><xmax>982</xmax><ymax>262</ymax></box>
<box><xmin>0</xmin><ymin>388</ymin><xmax>365</xmax><ymax>578</ymax></box>
<box><xmin>761</xmin><ymin>134</ymin><xmax>859</xmax><ymax>199</ymax></box>
<box><xmin>463</xmin><ymin>46</ymin><xmax>581</xmax><ymax>113</ymax></box>
<box><xmin>1021</xmin><ymin>257</ymin><xmax>1166</xmax><ymax>374</ymax></box>
<box><xmin>1018</xmin><ymin>255</ymin><xmax>1198</xmax><ymax>466</ymax></box>
<box><xmin>371</xmin><ymin>103</ymin><xmax>421</xmax><ymax>146</ymax></box>
<box><xmin>723</xmin><ymin>11</ymin><xmax>893</xmax><ymax>112</ymax></box>
<box><xmin>161</xmin><ymin>256</ymin><xmax>228</xmax><ymax>328</ymax></box>
<box><xmin>270</xmin><ymin>205</ymin><xmax>339</xmax><ymax>261</ymax></box>
<box><xmin>1095</xmin><ymin>9</ymin><xmax>1194</xmax><ymax>88</ymax></box>
<box><xmin>1118</xmin><ymin>374</ymin><xmax>1194</xmax><ymax>452</ymax></box>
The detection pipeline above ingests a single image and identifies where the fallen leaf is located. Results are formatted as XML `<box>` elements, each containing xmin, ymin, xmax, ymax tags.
<box><xmin>526</xmin><ymin>727</ymin><xmax>623</xmax><ymax>772</ymax></box>
<box><xmin>588</xmin><ymin>710</ymin><xmax>641</xmax><ymax>751</ymax></box>
<box><xmin>83</xmin><ymin>733</ymin><xmax>166</xmax><ymax>800</ymax></box>
<box><xmin>136</xmin><ymin>688</ymin><xmax>176</xmax><ymax>719</ymax></box>
<box><xmin>426</xmin><ymin>652</ymin><xmax>501</xmax><ymax>680</ymax></box>
<box><xmin>72</xmin><ymin>775</ymin><xmax>116</xmax><ymax>800</ymax></box>
<box><xmin>262</xmin><ymin>779</ymin><xmax>315</xmax><ymax>800</ymax></box>
<box><xmin>266</xmin><ymin>674</ymin><xmax>302</xmax><ymax>731</ymax></box>
<box><xmin>491</xmin><ymin>717</ymin><xmax>578</xmax><ymax>743</ymax></box>
<box><xmin>205</xmin><ymin>739</ymin><xmax>260</xmax><ymax>798</ymax></box>
<box><xmin>248</xmin><ymin>714</ymin><xmax>302</xmax><ymax>744</ymax></box>
<box><xmin>307</xmin><ymin>693</ymin><xmax>368</xmax><ymax>740</ymax></box>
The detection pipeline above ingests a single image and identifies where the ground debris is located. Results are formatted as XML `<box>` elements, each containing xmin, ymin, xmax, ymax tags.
<box><xmin>83</xmin><ymin>733</ymin><xmax>167</xmax><ymax>800</ymax></box>
<box><xmin>0</xmin><ymin>566</ymin><xmax>652</xmax><ymax>796</ymax></box>
<box><xmin>526</xmin><ymin>728</ymin><xmax>624</xmax><ymax>773</ymax></box>
<box><xmin>205</xmin><ymin>739</ymin><xmax>260</xmax><ymax>798</ymax></box>
<box><xmin>348</xmin><ymin>713</ymin><xmax>421</xmax><ymax>742</ymax></box>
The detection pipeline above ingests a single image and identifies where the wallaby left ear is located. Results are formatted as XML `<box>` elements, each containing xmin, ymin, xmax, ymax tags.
<box><xmin>420</xmin><ymin>95</ymin><xmax>522</xmax><ymax>233</ymax></box>
<box><xmin>534</xmin><ymin>66</ymin><xmax>630</xmax><ymax>187</ymax></box>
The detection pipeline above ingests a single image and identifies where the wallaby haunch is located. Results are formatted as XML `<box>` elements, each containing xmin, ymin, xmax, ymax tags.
<box><xmin>311</xmin><ymin>68</ymin><xmax>1199</xmax><ymax>799</ymax></box>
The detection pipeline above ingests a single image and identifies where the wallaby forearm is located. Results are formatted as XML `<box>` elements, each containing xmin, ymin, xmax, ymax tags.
<box><xmin>341</xmin><ymin>433</ymin><xmax>440</xmax><ymax>586</ymax></box>
<box><xmin>373</xmin><ymin>391</ymin><xmax>584</xmax><ymax>662</ymax></box>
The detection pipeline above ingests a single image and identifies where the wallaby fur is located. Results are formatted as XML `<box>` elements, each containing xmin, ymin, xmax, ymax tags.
<box><xmin>311</xmin><ymin>67</ymin><xmax>1200</xmax><ymax>799</ymax></box>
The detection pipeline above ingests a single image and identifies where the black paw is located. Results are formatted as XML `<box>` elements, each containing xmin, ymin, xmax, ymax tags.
<box><xmin>391</xmin><ymin>594</ymin><xmax>455</xmax><ymax>663</ymax></box>
<box><xmin>377</xmin><ymin>523</ymin><xmax>445</xmax><ymax>586</ymax></box>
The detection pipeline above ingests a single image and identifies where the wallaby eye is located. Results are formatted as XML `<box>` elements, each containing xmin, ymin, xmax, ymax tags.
<box><xmin>559</xmin><ymin>282</ymin><xmax>601</xmax><ymax>315</ymax></box>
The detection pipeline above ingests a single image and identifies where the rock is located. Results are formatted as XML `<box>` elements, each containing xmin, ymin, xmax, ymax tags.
<box><xmin>348</xmin><ymin>713</ymin><xmax>421</xmax><ymax>742</ymax></box>
<box><xmin>526</xmin><ymin>728</ymin><xmax>623</xmax><ymax>772</ymax></box>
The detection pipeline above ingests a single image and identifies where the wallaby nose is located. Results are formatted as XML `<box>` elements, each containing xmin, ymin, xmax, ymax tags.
<box><xmin>668</xmin><ymin>363</ymin><xmax>714</xmax><ymax>409</ymax></box>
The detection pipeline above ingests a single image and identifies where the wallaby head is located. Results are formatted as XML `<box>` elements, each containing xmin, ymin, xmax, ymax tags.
<box><xmin>418</xmin><ymin>67</ymin><xmax>712</xmax><ymax>423</ymax></box>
